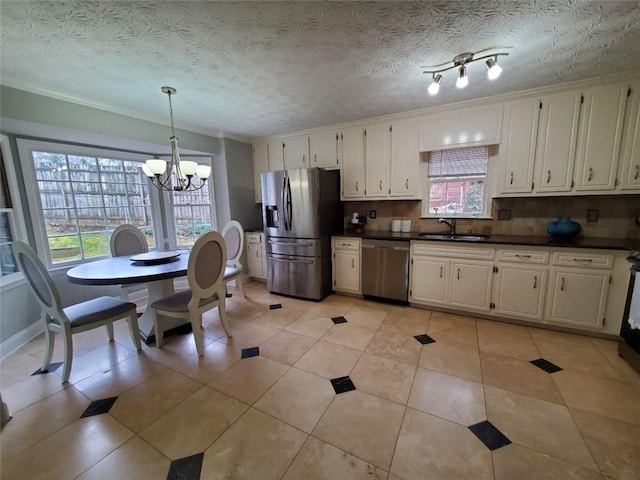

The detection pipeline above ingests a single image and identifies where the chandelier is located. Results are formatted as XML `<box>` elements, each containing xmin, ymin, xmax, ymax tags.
<box><xmin>421</xmin><ymin>49</ymin><xmax>509</xmax><ymax>95</ymax></box>
<box><xmin>141</xmin><ymin>86</ymin><xmax>211</xmax><ymax>191</ymax></box>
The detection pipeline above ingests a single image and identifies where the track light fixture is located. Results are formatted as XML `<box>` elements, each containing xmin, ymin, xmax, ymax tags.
<box><xmin>421</xmin><ymin>49</ymin><xmax>509</xmax><ymax>95</ymax></box>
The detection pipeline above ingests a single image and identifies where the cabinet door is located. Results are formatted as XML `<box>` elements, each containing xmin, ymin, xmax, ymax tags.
<box><xmin>410</xmin><ymin>257</ymin><xmax>449</xmax><ymax>305</ymax></box>
<box><xmin>535</xmin><ymin>91</ymin><xmax>581</xmax><ymax>193</ymax></box>
<box><xmin>575</xmin><ymin>83</ymin><xmax>628</xmax><ymax>191</ymax></box>
<box><xmin>450</xmin><ymin>262</ymin><xmax>493</xmax><ymax>311</ymax></box>
<box><xmin>499</xmin><ymin>98</ymin><xmax>539</xmax><ymax>194</ymax></box>
<box><xmin>334</xmin><ymin>250</ymin><xmax>360</xmax><ymax>293</ymax></box>
<box><xmin>268</xmin><ymin>140</ymin><xmax>284</xmax><ymax>171</ymax></box>
<box><xmin>365</xmin><ymin>122</ymin><xmax>391</xmax><ymax>198</ymax></box>
<box><xmin>253</xmin><ymin>143</ymin><xmax>269</xmax><ymax>203</ymax></box>
<box><xmin>547</xmin><ymin>269</ymin><xmax>609</xmax><ymax>328</ymax></box>
<box><xmin>390</xmin><ymin>118</ymin><xmax>420</xmax><ymax>198</ymax></box>
<box><xmin>310</xmin><ymin>131</ymin><xmax>339</xmax><ymax>169</ymax></box>
<box><xmin>341</xmin><ymin>126</ymin><xmax>365</xmax><ymax>199</ymax></box>
<box><xmin>247</xmin><ymin>242</ymin><xmax>265</xmax><ymax>279</ymax></box>
<box><xmin>283</xmin><ymin>136</ymin><xmax>309</xmax><ymax>170</ymax></box>
<box><xmin>494</xmin><ymin>265</ymin><xmax>546</xmax><ymax>320</ymax></box>
<box><xmin>619</xmin><ymin>82</ymin><xmax>640</xmax><ymax>190</ymax></box>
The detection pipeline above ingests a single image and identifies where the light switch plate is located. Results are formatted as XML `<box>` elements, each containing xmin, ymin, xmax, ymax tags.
<box><xmin>370</xmin><ymin>210</ymin><xmax>376</xmax><ymax>219</ymax></box>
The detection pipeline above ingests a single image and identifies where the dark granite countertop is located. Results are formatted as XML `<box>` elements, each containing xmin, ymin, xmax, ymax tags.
<box><xmin>334</xmin><ymin>230</ymin><xmax>640</xmax><ymax>251</ymax></box>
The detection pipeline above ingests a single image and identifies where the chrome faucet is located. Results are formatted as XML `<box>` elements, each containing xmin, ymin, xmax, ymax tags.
<box><xmin>438</xmin><ymin>218</ymin><xmax>456</xmax><ymax>235</ymax></box>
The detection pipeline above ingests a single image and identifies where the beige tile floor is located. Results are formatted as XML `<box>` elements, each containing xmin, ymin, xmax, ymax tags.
<box><xmin>2</xmin><ymin>280</ymin><xmax>640</xmax><ymax>479</ymax></box>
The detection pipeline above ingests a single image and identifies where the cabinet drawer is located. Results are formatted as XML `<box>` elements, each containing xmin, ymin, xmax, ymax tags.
<box><xmin>333</xmin><ymin>237</ymin><xmax>361</xmax><ymax>251</ymax></box>
<box><xmin>412</xmin><ymin>242</ymin><xmax>495</xmax><ymax>260</ymax></box>
<box><xmin>246</xmin><ymin>233</ymin><xmax>263</xmax><ymax>244</ymax></box>
<box><xmin>498</xmin><ymin>249</ymin><xmax>549</xmax><ymax>264</ymax></box>
<box><xmin>552</xmin><ymin>251</ymin><xmax>613</xmax><ymax>269</ymax></box>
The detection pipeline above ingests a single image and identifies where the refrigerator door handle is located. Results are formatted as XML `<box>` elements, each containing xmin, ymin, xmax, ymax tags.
<box><xmin>269</xmin><ymin>240</ymin><xmax>314</xmax><ymax>247</ymax></box>
<box><xmin>286</xmin><ymin>176</ymin><xmax>293</xmax><ymax>231</ymax></box>
<box><xmin>281</xmin><ymin>175</ymin><xmax>288</xmax><ymax>232</ymax></box>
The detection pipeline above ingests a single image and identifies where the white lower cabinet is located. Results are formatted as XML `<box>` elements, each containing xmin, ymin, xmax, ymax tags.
<box><xmin>410</xmin><ymin>242</ymin><xmax>627</xmax><ymax>335</ymax></box>
<box><xmin>246</xmin><ymin>232</ymin><xmax>267</xmax><ymax>280</ymax></box>
<box><xmin>409</xmin><ymin>243</ymin><xmax>494</xmax><ymax>312</ymax></box>
<box><xmin>332</xmin><ymin>237</ymin><xmax>361</xmax><ymax>294</ymax></box>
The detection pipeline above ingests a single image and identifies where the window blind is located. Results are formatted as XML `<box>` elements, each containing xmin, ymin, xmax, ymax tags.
<box><xmin>428</xmin><ymin>146</ymin><xmax>488</xmax><ymax>178</ymax></box>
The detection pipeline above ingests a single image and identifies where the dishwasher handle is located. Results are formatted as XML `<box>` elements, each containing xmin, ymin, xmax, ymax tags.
<box><xmin>361</xmin><ymin>244</ymin><xmax>409</xmax><ymax>251</ymax></box>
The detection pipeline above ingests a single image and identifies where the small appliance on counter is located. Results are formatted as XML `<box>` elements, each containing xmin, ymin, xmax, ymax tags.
<box><xmin>546</xmin><ymin>216</ymin><xmax>581</xmax><ymax>240</ymax></box>
<box><xmin>351</xmin><ymin>212</ymin><xmax>366</xmax><ymax>234</ymax></box>
<box><xmin>619</xmin><ymin>250</ymin><xmax>640</xmax><ymax>373</ymax></box>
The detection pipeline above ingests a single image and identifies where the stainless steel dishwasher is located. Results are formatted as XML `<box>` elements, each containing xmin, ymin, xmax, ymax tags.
<box><xmin>361</xmin><ymin>239</ymin><xmax>410</xmax><ymax>302</ymax></box>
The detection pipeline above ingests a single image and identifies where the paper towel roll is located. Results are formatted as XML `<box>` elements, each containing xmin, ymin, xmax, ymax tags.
<box><xmin>391</xmin><ymin>219</ymin><xmax>401</xmax><ymax>232</ymax></box>
<box><xmin>401</xmin><ymin>219</ymin><xmax>412</xmax><ymax>232</ymax></box>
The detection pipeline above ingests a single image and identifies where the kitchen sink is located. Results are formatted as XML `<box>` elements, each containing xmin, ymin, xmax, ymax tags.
<box><xmin>417</xmin><ymin>233</ymin><xmax>491</xmax><ymax>241</ymax></box>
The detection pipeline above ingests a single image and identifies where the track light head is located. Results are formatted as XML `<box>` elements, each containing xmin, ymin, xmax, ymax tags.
<box><xmin>485</xmin><ymin>57</ymin><xmax>502</xmax><ymax>80</ymax></box>
<box><xmin>428</xmin><ymin>74</ymin><xmax>443</xmax><ymax>95</ymax></box>
<box><xmin>456</xmin><ymin>66</ymin><xmax>468</xmax><ymax>89</ymax></box>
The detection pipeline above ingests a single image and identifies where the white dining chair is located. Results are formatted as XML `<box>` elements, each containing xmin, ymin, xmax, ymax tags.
<box><xmin>222</xmin><ymin>220</ymin><xmax>246</xmax><ymax>298</ymax></box>
<box><xmin>12</xmin><ymin>241</ymin><xmax>141</xmax><ymax>383</ymax></box>
<box><xmin>150</xmin><ymin>231</ymin><xmax>231</xmax><ymax>355</ymax></box>
<box><xmin>110</xmin><ymin>224</ymin><xmax>149</xmax><ymax>300</ymax></box>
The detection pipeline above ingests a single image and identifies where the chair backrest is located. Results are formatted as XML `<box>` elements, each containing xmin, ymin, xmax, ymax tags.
<box><xmin>188</xmin><ymin>231</ymin><xmax>227</xmax><ymax>300</ymax></box>
<box><xmin>12</xmin><ymin>241</ymin><xmax>64</xmax><ymax>321</ymax></box>
<box><xmin>221</xmin><ymin>220</ymin><xmax>244</xmax><ymax>267</ymax></box>
<box><xmin>110</xmin><ymin>224</ymin><xmax>149</xmax><ymax>257</ymax></box>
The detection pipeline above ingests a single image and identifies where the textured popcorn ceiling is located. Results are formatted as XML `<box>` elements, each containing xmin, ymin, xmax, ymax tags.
<box><xmin>1</xmin><ymin>1</ymin><xmax>640</xmax><ymax>139</ymax></box>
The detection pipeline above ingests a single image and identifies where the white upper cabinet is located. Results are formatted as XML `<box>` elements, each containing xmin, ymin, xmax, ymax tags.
<box><xmin>619</xmin><ymin>82</ymin><xmax>640</xmax><ymax>191</ymax></box>
<box><xmin>310</xmin><ymin>131</ymin><xmax>339</xmax><ymax>169</ymax></box>
<box><xmin>340</xmin><ymin>126</ymin><xmax>365</xmax><ymax>199</ymax></box>
<box><xmin>252</xmin><ymin>142</ymin><xmax>269</xmax><ymax>203</ymax></box>
<box><xmin>419</xmin><ymin>104</ymin><xmax>502</xmax><ymax>151</ymax></box>
<box><xmin>574</xmin><ymin>82</ymin><xmax>629</xmax><ymax>191</ymax></box>
<box><xmin>364</xmin><ymin>122</ymin><xmax>391</xmax><ymax>198</ymax></box>
<box><xmin>267</xmin><ymin>140</ymin><xmax>284</xmax><ymax>171</ymax></box>
<box><xmin>534</xmin><ymin>90</ymin><xmax>582</xmax><ymax>193</ymax></box>
<box><xmin>498</xmin><ymin>98</ymin><xmax>540</xmax><ymax>194</ymax></box>
<box><xmin>390</xmin><ymin>118</ymin><xmax>421</xmax><ymax>198</ymax></box>
<box><xmin>283</xmin><ymin>136</ymin><xmax>309</xmax><ymax>170</ymax></box>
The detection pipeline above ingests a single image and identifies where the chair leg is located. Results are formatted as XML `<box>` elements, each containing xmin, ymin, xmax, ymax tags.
<box><xmin>218</xmin><ymin>291</ymin><xmax>232</xmax><ymax>338</ymax></box>
<box><xmin>41</xmin><ymin>314</ymin><xmax>54</xmax><ymax>372</ymax></box>
<box><xmin>237</xmin><ymin>276</ymin><xmax>246</xmax><ymax>298</ymax></box>
<box><xmin>60</xmin><ymin>323</ymin><xmax>73</xmax><ymax>383</ymax></box>
<box><xmin>152</xmin><ymin>309</ymin><xmax>163</xmax><ymax>348</ymax></box>
<box><xmin>190</xmin><ymin>312</ymin><xmax>204</xmax><ymax>356</ymax></box>
<box><xmin>127</xmin><ymin>312</ymin><xmax>142</xmax><ymax>351</ymax></box>
<box><xmin>105</xmin><ymin>323</ymin><xmax>114</xmax><ymax>342</ymax></box>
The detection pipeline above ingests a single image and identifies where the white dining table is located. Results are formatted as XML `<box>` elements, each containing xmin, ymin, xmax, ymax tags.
<box><xmin>66</xmin><ymin>251</ymin><xmax>191</xmax><ymax>343</ymax></box>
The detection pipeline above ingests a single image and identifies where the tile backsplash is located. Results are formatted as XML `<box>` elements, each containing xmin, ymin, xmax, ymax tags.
<box><xmin>345</xmin><ymin>194</ymin><xmax>640</xmax><ymax>240</ymax></box>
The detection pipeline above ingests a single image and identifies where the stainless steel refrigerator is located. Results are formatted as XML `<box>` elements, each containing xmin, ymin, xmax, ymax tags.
<box><xmin>261</xmin><ymin>168</ymin><xmax>342</xmax><ymax>300</ymax></box>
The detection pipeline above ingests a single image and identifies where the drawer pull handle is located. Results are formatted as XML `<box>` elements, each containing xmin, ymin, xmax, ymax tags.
<box><xmin>314</xmin><ymin>153</ymin><xmax>317</xmax><ymax>163</ymax></box>
<box><xmin>560</xmin><ymin>277</ymin><xmax>565</xmax><ymax>291</ymax></box>
<box><xmin>533</xmin><ymin>275</ymin><xmax>537</xmax><ymax>289</ymax></box>
<box><xmin>457</xmin><ymin>268</ymin><xmax>460</xmax><ymax>280</ymax></box>
<box><xmin>634</xmin><ymin>165</ymin><xmax>639</xmax><ymax>180</ymax></box>
<box><xmin>379</xmin><ymin>180</ymin><xmax>382</xmax><ymax>190</ymax></box>
<box><xmin>355</xmin><ymin>181</ymin><xmax>359</xmax><ymax>192</ymax></box>
<box><xmin>510</xmin><ymin>172</ymin><xmax>514</xmax><ymax>185</ymax></box>
<box><xmin>440</xmin><ymin>266</ymin><xmax>443</xmax><ymax>278</ymax></box>
<box><xmin>572</xmin><ymin>258</ymin><xmax>593</xmax><ymax>263</ymax></box>
<box><xmin>546</xmin><ymin>170</ymin><xmax>551</xmax><ymax>183</ymax></box>
<box><xmin>588</xmin><ymin>167</ymin><xmax>593</xmax><ymax>182</ymax></box>
<box><xmin>351</xmin><ymin>258</ymin><xmax>355</xmax><ymax>268</ymax></box>
<box><xmin>405</xmin><ymin>179</ymin><xmax>409</xmax><ymax>189</ymax></box>
<box><xmin>515</xmin><ymin>254</ymin><xmax>532</xmax><ymax>259</ymax></box>
<box><xmin>256</xmin><ymin>250</ymin><xmax>259</xmax><ymax>258</ymax></box>
<box><xmin>302</xmin><ymin>154</ymin><xmax>306</xmax><ymax>164</ymax></box>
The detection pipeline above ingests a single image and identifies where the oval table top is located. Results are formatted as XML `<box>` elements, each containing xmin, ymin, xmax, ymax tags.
<box><xmin>67</xmin><ymin>252</ymin><xmax>189</xmax><ymax>286</ymax></box>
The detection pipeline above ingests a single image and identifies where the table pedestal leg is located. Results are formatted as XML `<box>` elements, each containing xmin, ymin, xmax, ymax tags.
<box><xmin>137</xmin><ymin>279</ymin><xmax>191</xmax><ymax>343</ymax></box>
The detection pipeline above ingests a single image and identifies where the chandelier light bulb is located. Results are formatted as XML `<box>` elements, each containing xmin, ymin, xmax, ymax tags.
<box><xmin>196</xmin><ymin>165</ymin><xmax>212</xmax><ymax>179</ymax></box>
<box><xmin>456</xmin><ymin>65</ymin><xmax>468</xmax><ymax>89</ymax></box>
<box><xmin>428</xmin><ymin>74</ymin><xmax>443</xmax><ymax>95</ymax></box>
<box><xmin>485</xmin><ymin>57</ymin><xmax>502</xmax><ymax>80</ymax></box>
<box><xmin>141</xmin><ymin>163</ymin><xmax>154</xmax><ymax>178</ymax></box>
<box><xmin>146</xmin><ymin>159</ymin><xmax>167</xmax><ymax>175</ymax></box>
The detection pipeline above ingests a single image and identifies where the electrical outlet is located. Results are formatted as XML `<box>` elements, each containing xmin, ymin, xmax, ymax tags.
<box><xmin>370</xmin><ymin>210</ymin><xmax>376</xmax><ymax>219</ymax></box>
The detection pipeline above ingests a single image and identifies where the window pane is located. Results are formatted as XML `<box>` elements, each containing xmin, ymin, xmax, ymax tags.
<box><xmin>170</xmin><ymin>162</ymin><xmax>213</xmax><ymax>247</ymax></box>
<box><xmin>32</xmin><ymin>150</ymin><xmax>155</xmax><ymax>264</ymax></box>
<box><xmin>429</xmin><ymin>178</ymin><xmax>484</xmax><ymax>216</ymax></box>
<box><xmin>0</xmin><ymin>210</ymin><xmax>18</xmax><ymax>276</ymax></box>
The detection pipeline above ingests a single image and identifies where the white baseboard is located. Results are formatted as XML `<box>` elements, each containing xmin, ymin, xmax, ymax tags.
<box><xmin>0</xmin><ymin>321</ymin><xmax>43</xmax><ymax>361</ymax></box>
